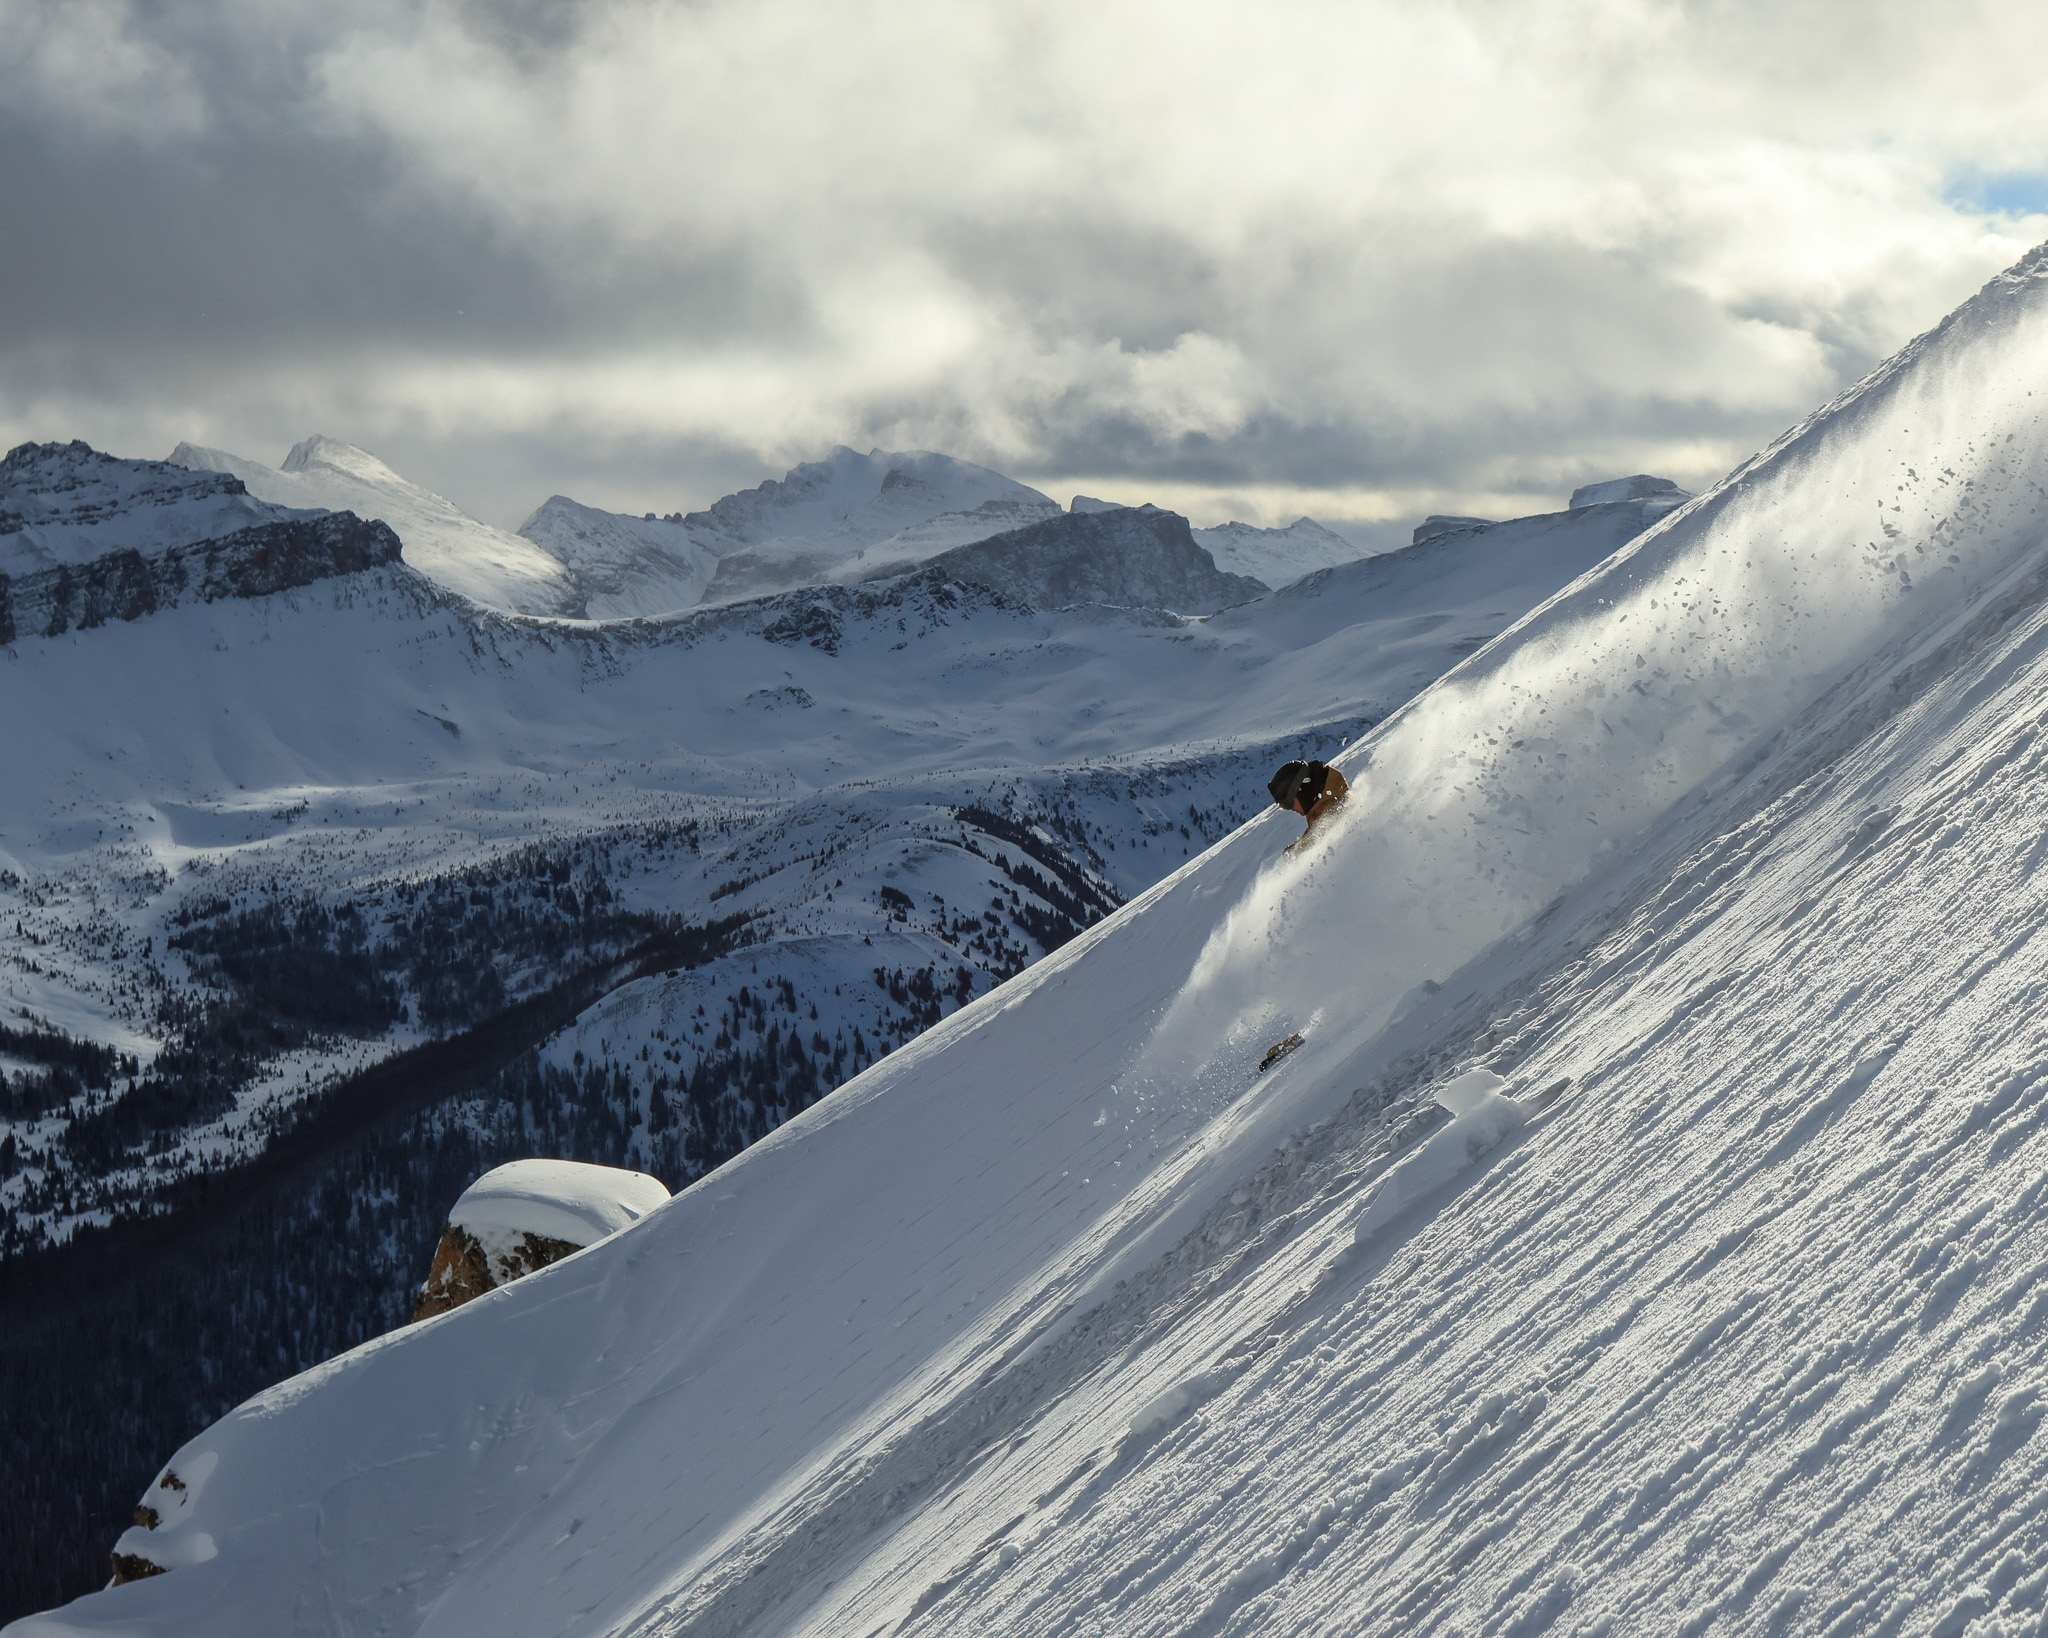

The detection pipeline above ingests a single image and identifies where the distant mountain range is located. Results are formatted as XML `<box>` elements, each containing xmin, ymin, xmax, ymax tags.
<box><xmin>168</xmin><ymin>436</ymin><xmax>574</xmax><ymax>615</ymax></box>
<box><xmin>165</xmin><ymin>439</ymin><xmax>1379</xmax><ymax>619</ymax></box>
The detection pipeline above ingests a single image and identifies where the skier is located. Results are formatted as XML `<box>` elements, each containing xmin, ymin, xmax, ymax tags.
<box><xmin>1268</xmin><ymin>758</ymin><xmax>1348</xmax><ymax>847</ymax></box>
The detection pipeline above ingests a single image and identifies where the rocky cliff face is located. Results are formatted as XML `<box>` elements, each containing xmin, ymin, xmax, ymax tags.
<box><xmin>0</xmin><ymin>512</ymin><xmax>403</xmax><ymax>644</ymax></box>
<box><xmin>0</xmin><ymin>441</ymin><xmax>404</xmax><ymax>644</ymax></box>
<box><xmin>909</xmin><ymin>505</ymin><xmax>1268</xmax><ymax>614</ymax></box>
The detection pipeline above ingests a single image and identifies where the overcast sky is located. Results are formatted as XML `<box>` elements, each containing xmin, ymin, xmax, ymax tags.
<box><xmin>5</xmin><ymin>0</ymin><xmax>2047</xmax><ymax>539</ymax></box>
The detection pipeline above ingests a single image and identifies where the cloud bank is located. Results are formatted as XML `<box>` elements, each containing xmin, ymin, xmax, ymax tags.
<box><xmin>3</xmin><ymin>0</ymin><xmax>2045</xmax><ymax>532</ymax></box>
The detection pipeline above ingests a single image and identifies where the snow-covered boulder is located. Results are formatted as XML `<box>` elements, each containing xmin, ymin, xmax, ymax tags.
<box><xmin>412</xmin><ymin>1160</ymin><xmax>669</xmax><ymax>1322</ymax></box>
<box><xmin>1567</xmin><ymin>472</ymin><xmax>1692</xmax><ymax>510</ymax></box>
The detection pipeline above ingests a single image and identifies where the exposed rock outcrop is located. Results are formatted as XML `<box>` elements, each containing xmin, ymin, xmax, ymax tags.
<box><xmin>905</xmin><ymin>505</ymin><xmax>1268</xmax><ymax>615</ymax></box>
<box><xmin>413</xmin><ymin>1222</ymin><xmax>585</xmax><ymax>1321</ymax></box>
<box><xmin>106</xmin><ymin>1463</ymin><xmax>211</xmax><ymax>1587</ymax></box>
<box><xmin>411</xmin><ymin>1159</ymin><xmax>670</xmax><ymax>1322</ymax></box>
<box><xmin>0</xmin><ymin>511</ymin><xmax>403</xmax><ymax>643</ymax></box>
<box><xmin>0</xmin><ymin>439</ymin><xmax>404</xmax><ymax>643</ymax></box>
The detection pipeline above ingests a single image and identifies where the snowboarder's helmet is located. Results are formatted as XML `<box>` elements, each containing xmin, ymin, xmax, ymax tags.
<box><xmin>1268</xmin><ymin>761</ymin><xmax>1307</xmax><ymax>808</ymax></box>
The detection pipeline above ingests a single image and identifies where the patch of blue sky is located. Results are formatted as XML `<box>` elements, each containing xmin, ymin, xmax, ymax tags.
<box><xmin>1944</xmin><ymin>170</ymin><xmax>2048</xmax><ymax>218</ymax></box>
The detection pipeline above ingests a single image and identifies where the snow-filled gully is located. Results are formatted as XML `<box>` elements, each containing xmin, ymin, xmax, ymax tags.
<box><xmin>27</xmin><ymin>253</ymin><xmax>2048</xmax><ymax>1638</ymax></box>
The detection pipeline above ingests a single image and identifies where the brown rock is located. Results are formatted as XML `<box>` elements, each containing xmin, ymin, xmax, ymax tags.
<box><xmin>412</xmin><ymin>1223</ymin><xmax>584</xmax><ymax>1322</ymax></box>
<box><xmin>109</xmin><ymin>1551</ymin><xmax>166</xmax><ymax>1586</ymax></box>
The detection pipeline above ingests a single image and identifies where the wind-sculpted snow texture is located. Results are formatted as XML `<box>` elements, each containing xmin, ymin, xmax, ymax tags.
<box><xmin>22</xmin><ymin>250</ymin><xmax>2048</xmax><ymax>1638</ymax></box>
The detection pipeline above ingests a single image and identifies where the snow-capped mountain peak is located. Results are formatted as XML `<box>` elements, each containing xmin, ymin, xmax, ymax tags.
<box><xmin>169</xmin><ymin>437</ymin><xmax>574</xmax><ymax>617</ymax></box>
<box><xmin>278</xmin><ymin>434</ymin><xmax>412</xmax><ymax>488</ymax></box>
<box><xmin>692</xmin><ymin>447</ymin><xmax>1062</xmax><ymax>604</ymax></box>
<box><xmin>514</xmin><ymin>495</ymin><xmax>722</xmax><ymax>620</ymax></box>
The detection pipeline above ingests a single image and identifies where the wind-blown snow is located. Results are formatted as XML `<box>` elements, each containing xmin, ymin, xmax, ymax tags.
<box><xmin>169</xmin><ymin>436</ymin><xmax>574</xmax><ymax>616</ymax></box>
<box><xmin>26</xmin><ymin>250</ymin><xmax>2048</xmax><ymax>1638</ymax></box>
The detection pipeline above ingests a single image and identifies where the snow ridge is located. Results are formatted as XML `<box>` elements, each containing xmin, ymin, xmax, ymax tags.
<box><xmin>169</xmin><ymin>437</ymin><xmax>574</xmax><ymax>616</ymax></box>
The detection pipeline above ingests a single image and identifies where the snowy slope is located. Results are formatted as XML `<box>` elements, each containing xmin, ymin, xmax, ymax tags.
<box><xmin>22</xmin><ymin>253</ymin><xmax>2048</xmax><ymax>1637</ymax></box>
<box><xmin>514</xmin><ymin>495</ymin><xmax>722</xmax><ymax>618</ymax></box>
<box><xmin>693</xmin><ymin>446</ymin><xmax>1062</xmax><ymax>603</ymax></box>
<box><xmin>169</xmin><ymin>436</ymin><xmax>574</xmax><ymax>616</ymax></box>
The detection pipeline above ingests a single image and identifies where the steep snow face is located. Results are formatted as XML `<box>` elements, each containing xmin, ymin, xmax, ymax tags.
<box><xmin>23</xmin><ymin>247</ymin><xmax>2048</xmax><ymax>1638</ymax></box>
<box><xmin>169</xmin><ymin>437</ymin><xmax>574</xmax><ymax>616</ymax></box>
<box><xmin>694</xmin><ymin>446</ymin><xmax>1061</xmax><ymax>603</ymax></box>
<box><xmin>0</xmin><ymin>442</ymin><xmax>299</xmax><ymax>574</ymax></box>
<box><xmin>514</xmin><ymin>495</ymin><xmax>722</xmax><ymax>617</ymax></box>
<box><xmin>1192</xmin><ymin>517</ymin><xmax>1361</xmax><ymax>586</ymax></box>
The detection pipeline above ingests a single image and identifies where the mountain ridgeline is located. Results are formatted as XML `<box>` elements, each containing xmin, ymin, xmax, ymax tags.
<box><xmin>898</xmin><ymin>505</ymin><xmax>1270</xmax><ymax>614</ymax></box>
<box><xmin>0</xmin><ymin>441</ymin><xmax>402</xmax><ymax>643</ymax></box>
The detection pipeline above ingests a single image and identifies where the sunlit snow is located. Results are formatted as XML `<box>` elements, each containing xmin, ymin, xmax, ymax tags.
<box><xmin>21</xmin><ymin>249</ymin><xmax>2048</xmax><ymax>1638</ymax></box>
